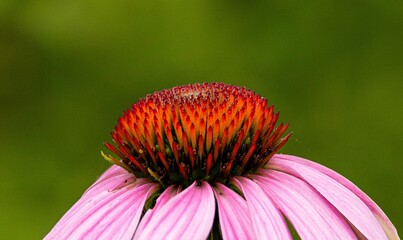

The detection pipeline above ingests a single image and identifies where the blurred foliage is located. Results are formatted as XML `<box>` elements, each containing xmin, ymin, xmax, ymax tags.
<box><xmin>1</xmin><ymin>0</ymin><xmax>402</xmax><ymax>238</ymax></box>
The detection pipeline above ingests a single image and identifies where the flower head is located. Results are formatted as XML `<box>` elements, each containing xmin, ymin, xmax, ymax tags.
<box><xmin>46</xmin><ymin>83</ymin><xmax>399</xmax><ymax>240</ymax></box>
<box><xmin>104</xmin><ymin>83</ymin><xmax>290</xmax><ymax>187</ymax></box>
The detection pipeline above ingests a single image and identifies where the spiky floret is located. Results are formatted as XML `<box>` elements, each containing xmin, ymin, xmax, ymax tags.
<box><xmin>104</xmin><ymin>83</ymin><xmax>291</xmax><ymax>187</ymax></box>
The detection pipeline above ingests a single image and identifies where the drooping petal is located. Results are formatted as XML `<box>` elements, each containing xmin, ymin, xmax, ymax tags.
<box><xmin>272</xmin><ymin>154</ymin><xmax>399</xmax><ymax>239</ymax></box>
<box><xmin>269</xmin><ymin>156</ymin><xmax>389</xmax><ymax>240</ymax></box>
<box><xmin>213</xmin><ymin>183</ymin><xmax>254</xmax><ymax>240</ymax></box>
<box><xmin>134</xmin><ymin>181</ymin><xmax>215</xmax><ymax>240</ymax></box>
<box><xmin>256</xmin><ymin>170</ymin><xmax>357</xmax><ymax>240</ymax></box>
<box><xmin>45</xmin><ymin>166</ymin><xmax>159</xmax><ymax>240</ymax></box>
<box><xmin>233</xmin><ymin>177</ymin><xmax>292</xmax><ymax>240</ymax></box>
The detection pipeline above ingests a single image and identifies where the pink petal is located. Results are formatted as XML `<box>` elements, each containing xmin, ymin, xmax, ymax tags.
<box><xmin>213</xmin><ymin>183</ymin><xmax>254</xmax><ymax>239</ymax></box>
<box><xmin>233</xmin><ymin>177</ymin><xmax>292</xmax><ymax>240</ymax></box>
<box><xmin>50</xmin><ymin>166</ymin><xmax>136</xmax><ymax>225</ymax></box>
<box><xmin>45</xmin><ymin>166</ymin><xmax>159</xmax><ymax>240</ymax></box>
<box><xmin>135</xmin><ymin>185</ymin><xmax>182</xmax><ymax>232</ymax></box>
<box><xmin>272</xmin><ymin>154</ymin><xmax>399</xmax><ymax>239</ymax></box>
<box><xmin>83</xmin><ymin>165</ymin><xmax>136</xmax><ymax>198</ymax></box>
<box><xmin>269</xmin><ymin>156</ymin><xmax>389</xmax><ymax>240</ymax></box>
<box><xmin>134</xmin><ymin>181</ymin><xmax>215</xmax><ymax>240</ymax></box>
<box><xmin>256</xmin><ymin>170</ymin><xmax>357</xmax><ymax>239</ymax></box>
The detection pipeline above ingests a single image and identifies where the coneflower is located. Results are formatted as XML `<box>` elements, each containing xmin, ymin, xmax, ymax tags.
<box><xmin>45</xmin><ymin>83</ymin><xmax>399</xmax><ymax>240</ymax></box>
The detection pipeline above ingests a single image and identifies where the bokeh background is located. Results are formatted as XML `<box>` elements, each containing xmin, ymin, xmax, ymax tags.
<box><xmin>1</xmin><ymin>1</ymin><xmax>402</xmax><ymax>238</ymax></box>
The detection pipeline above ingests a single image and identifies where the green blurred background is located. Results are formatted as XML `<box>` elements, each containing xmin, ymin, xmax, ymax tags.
<box><xmin>1</xmin><ymin>0</ymin><xmax>402</xmax><ymax>238</ymax></box>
